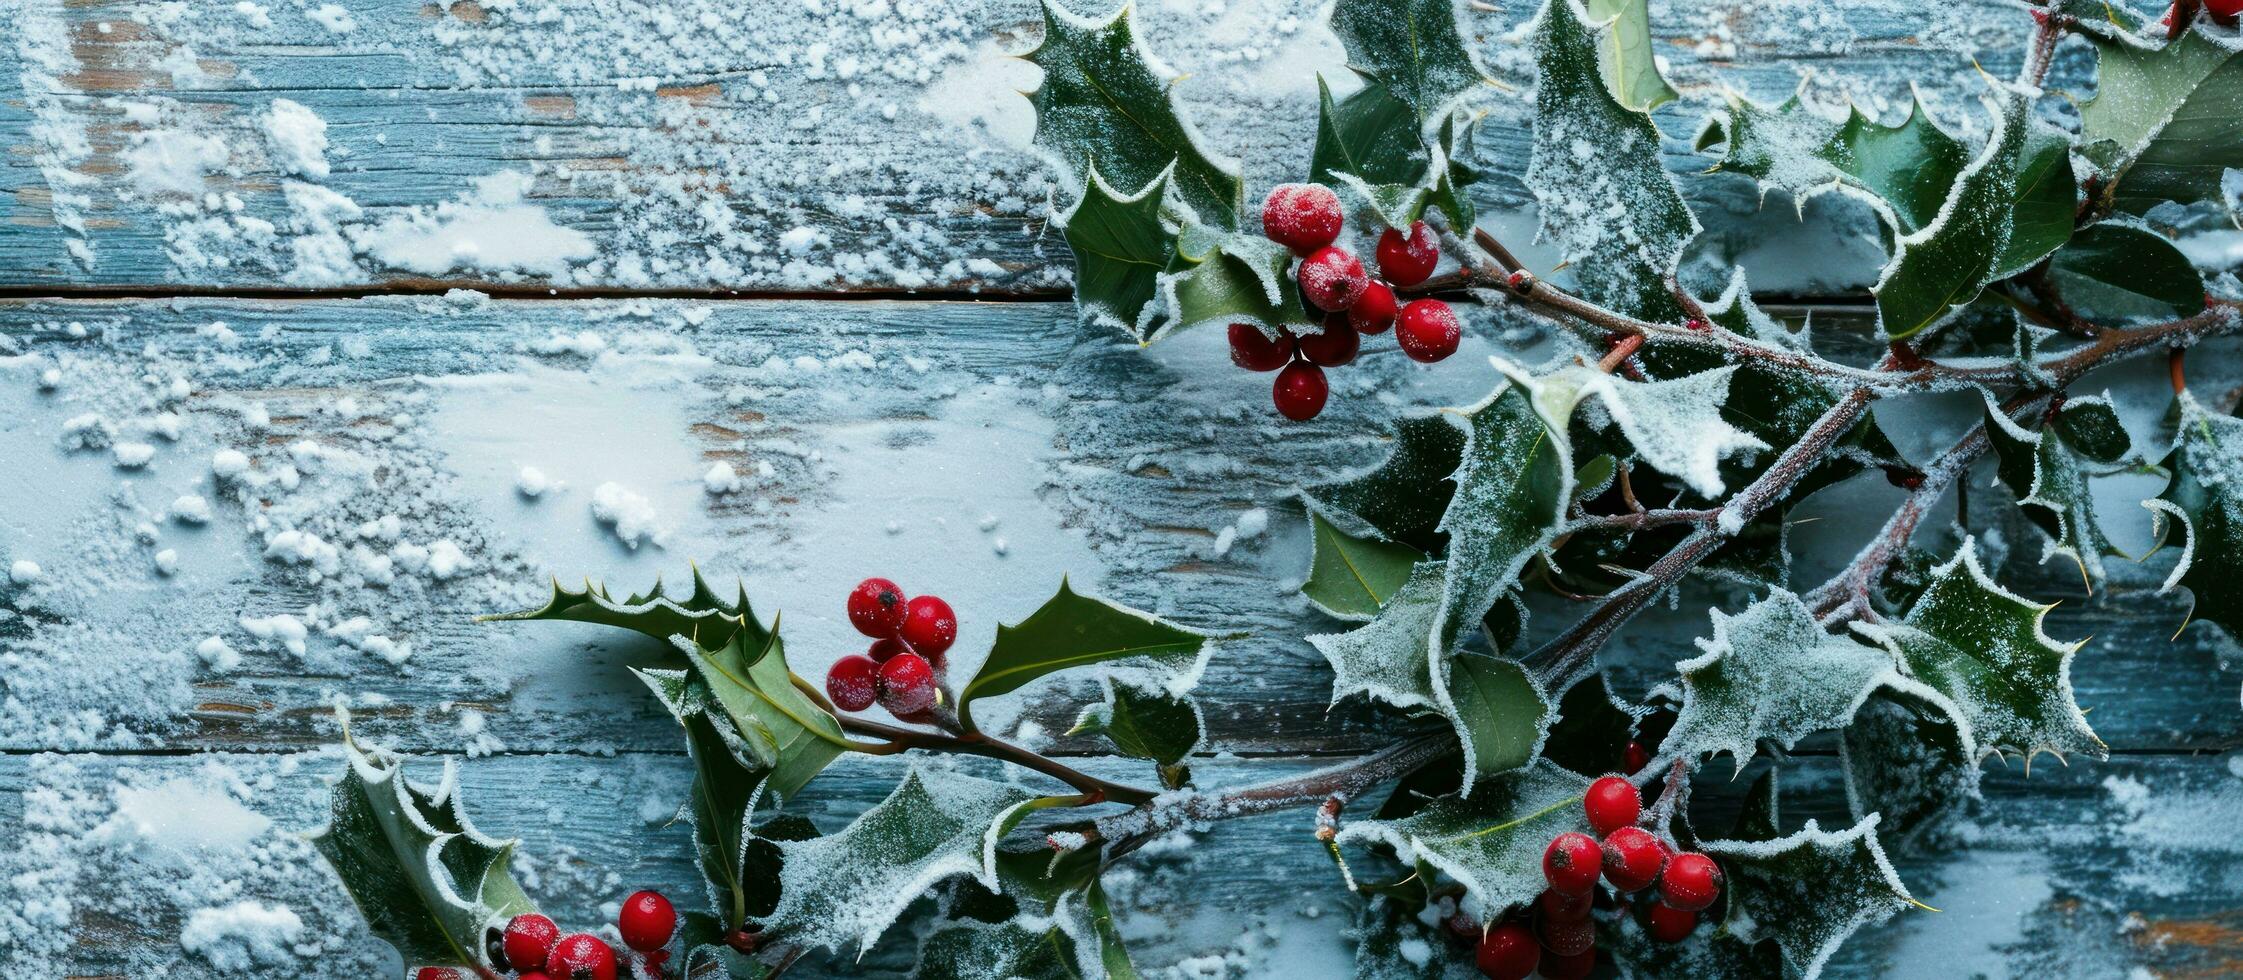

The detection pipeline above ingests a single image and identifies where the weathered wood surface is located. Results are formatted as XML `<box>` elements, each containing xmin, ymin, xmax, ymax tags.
<box><xmin>0</xmin><ymin>0</ymin><xmax>2123</xmax><ymax>293</ymax></box>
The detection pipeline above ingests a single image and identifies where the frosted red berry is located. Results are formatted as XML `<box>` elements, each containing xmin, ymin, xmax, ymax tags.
<box><xmin>503</xmin><ymin>913</ymin><xmax>562</xmax><ymax>972</ymax></box>
<box><xmin>1349</xmin><ymin>281</ymin><xmax>1398</xmax><ymax>335</ymax></box>
<box><xmin>1624</xmin><ymin>741</ymin><xmax>1650</xmax><ymax>774</ymax></box>
<box><xmin>1475</xmin><ymin>922</ymin><xmax>1540</xmax><ymax>980</ymax></box>
<box><xmin>1537</xmin><ymin>887</ymin><xmax>1591</xmax><ymax>923</ymax></box>
<box><xmin>826</xmin><ymin>654</ymin><xmax>881</xmax><ymax>712</ymax></box>
<box><xmin>1646</xmin><ymin>901</ymin><xmax>1697</xmax><ymax>943</ymax></box>
<box><xmin>1297</xmin><ymin>314</ymin><xmax>1360</xmax><ymax>367</ymax></box>
<box><xmin>1272</xmin><ymin>360</ymin><xmax>1329</xmax><ymax>421</ymax></box>
<box><xmin>1542</xmin><ymin>832</ymin><xmax>1602</xmax><ymax>895</ymax></box>
<box><xmin>1601</xmin><ymin>826</ymin><xmax>1667</xmax><ymax>893</ymax></box>
<box><xmin>618</xmin><ymin>889</ymin><xmax>677</xmax><ymax>952</ymax></box>
<box><xmin>545</xmin><ymin>933</ymin><xmax>618</xmax><ymax>980</ymax></box>
<box><xmin>414</xmin><ymin>970</ymin><xmax>465</xmax><ymax>980</ymax></box>
<box><xmin>1297</xmin><ymin>246</ymin><xmax>1370</xmax><ymax>312</ymax></box>
<box><xmin>1659</xmin><ymin>852</ymin><xmax>1724</xmax><ymax>912</ymax></box>
<box><xmin>1584</xmin><ymin>776</ymin><xmax>1641</xmax><ymax>836</ymax></box>
<box><xmin>1261</xmin><ymin>183</ymin><xmax>1344</xmax><ymax>253</ymax></box>
<box><xmin>846</xmin><ymin>578</ymin><xmax>907</xmax><ymax>637</ymax></box>
<box><xmin>898</xmin><ymin>595</ymin><xmax>957</xmax><ymax>659</ymax></box>
<box><xmin>1229</xmin><ymin>323</ymin><xmax>1293</xmax><ymax>372</ymax></box>
<box><xmin>867</xmin><ymin>636</ymin><xmax>911</xmax><ymax>663</ymax></box>
<box><xmin>1540</xmin><ymin>947</ymin><xmax>1597</xmax><ymax>980</ymax></box>
<box><xmin>1536</xmin><ymin>913</ymin><xmax>1594</xmax><ymax>957</ymax></box>
<box><xmin>2210</xmin><ymin>0</ymin><xmax>2243</xmax><ymax>17</ymax></box>
<box><xmin>1396</xmin><ymin>299</ymin><xmax>1461</xmax><ymax>363</ymax></box>
<box><xmin>878</xmin><ymin>652</ymin><xmax>938</xmax><ymax>716</ymax></box>
<box><xmin>1375</xmin><ymin>221</ymin><xmax>1439</xmax><ymax>287</ymax></box>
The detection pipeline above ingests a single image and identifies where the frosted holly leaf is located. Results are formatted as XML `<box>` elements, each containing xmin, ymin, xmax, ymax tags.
<box><xmin>482</xmin><ymin>567</ymin><xmax>761</xmax><ymax>661</ymax></box>
<box><xmin>1604</xmin><ymin>923</ymin><xmax>1783</xmax><ymax>980</ymax></box>
<box><xmin>1350</xmin><ymin>895</ymin><xmax>1476</xmax><ymax>979</ymax></box>
<box><xmin>1440</xmin><ymin>652</ymin><xmax>1553</xmax><ymax>782</ymax></box>
<box><xmin>1539</xmin><ymin>362</ymin><xmax>1770</xmax><ymax>498</ymax></box>
<box><xmin>1541</xmin><ymin>673</ymin><xmax>1645</xmax><ymax>777</ymax></box>
<box><xmin>1583</xmin><ymin>0</ymin><xmax>1676</xmax><ymax>112</ymax></box>
<box><xmin>676</xmin><ymin>913</ymin><xmax>772</xmax><ymax>980</ymax></box>
<box><xmin>1300</xmin><ymin>413</ymin><xmax>1469</xmax><ymax>554</ymax></box>
<box><xmin>1528</xmin><ymin>0</ymin><xmax>1698</xmax><ymax>321</ymax></box>
<box><xmin>1311</xmin><ymin>75</ymin><xmax>1477</xmax><ymax>231</ymax></box>
<box><xmin>1312</xmin><ymin>559</ymin><xmax>1449</xmax><ymax>711</ymax></box>
<box><xmin>1873</xmin><ymin>89</ymin><xmax>2031</xmax><ymax>339</ymax></box>
<box><xmin>1996</xmin><ymin>124</ymin><xmax>2078</xmax><ymax>279</ymax></box>
<box><xmin>1026</xmin><ymin>0</ymin><xmax>1243</xmax><ymax>229</ymax></box>
<box><xmin>1702</xmin><ymin>816</ymin><xmax>1921</xmax><ymax>979</ymax></box>
<box><xmin>914</xmin><ymin>917</ymin><xmax>1079</xmax><ymax>980</ymax></box>
<box><xmin>311</xmin><ymin>722</ymin><xmax>536</xmax><ymax>971</ymax></box>
<box><xmin>2145</xmin><ymin>392</ymin><xmax>2243</xmax><ymax>644</ymax></box>
<box><xmin>2044</xmin><ymin>221</ymin><xmax>2208</xmax><ymax>323</ymax></box>
<box><xmin>1334</xmin><ymin>761</ymin><xmax>1590</xmax><ymax>920</ymax></box>
<box><xmin>758</xmin><ymin>769</ymin><xmax>1037</xmax><ymax>955</ymax></box>
<box><xmin>1984</xmin><ymin>392</ymin><xmax>2133</xmax><ymax>587</ymax></box>
<box><xmin>1660</xmin><ymin>591</ymin><xmax>1914</xmax><ymax>774</ymax></box>
<box><xmin>1427</xmin><ymin>365</ymin><xmax>1574</xmax><ymax>673</ymax></box>
<box><xmin>1852</xmin><ymin>539</ymin><xmax>2106</xmax><ymax>763</ymax></box>
<box><xmin>1840</xmin><ymin>690</ymin><xmax>1980</xmax><ymax>847</ymax></box>
<box><xmin>1070</xmin><ymin>677</ymin><xmax>1203</xmax><ymax>788</ymax></box>
<box><xmin>1058</xmin><ymin>163</ymin><xmax>1180</xmax><ymax>342</ymax></box>
<box><xmin>957</xmin><ymin>578</ymin><xmax>1211</xmax><ymax>731</ymax></box>
<box><xmin>2080</xmin><ymin>28</ymin><xmax>2243</xmax><ymax>214</ymax></box>
<box><xmin>1304</xmin><ymin>510</ymin><xmax>1426</xmax><ymax>621</ymax></box>
<box><xmin>1328</xmin><ymin>0</ymin><xmax>1491</xmax><ymax>127</ymax></box>
<box><xmin>1154</xmin><ymin>228</ymin><xmax>1318</xmax><ymax>340</ymax></box>
<box><xmin>673</xmin><ymin>613</ymin><xmax>848</xmax><ymax>804</ymax></box>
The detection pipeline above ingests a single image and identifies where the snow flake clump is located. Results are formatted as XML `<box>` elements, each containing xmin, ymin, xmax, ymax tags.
<box><xmin>591</xmin><ymin>482</ymin><xmax>669</xmax><ymax>549</ymax></box>
<box><xmin>178</xmin><ymin>900</ymin><xmax>304</xmax><ymax>970</ymax></box>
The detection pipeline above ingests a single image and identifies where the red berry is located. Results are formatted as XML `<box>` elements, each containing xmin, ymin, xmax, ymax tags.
<box><xmin>1396</xmin><ymin>299</ymin><xmax>1461</xmax><ymax>363</ymax></box>
<box><xmin>1536</xmin><ymin>913</ymin><xmax>1594</xmax><ymax>957</ymax></box>
<box><xmin>2210</xmin><ymin>0</ymin><xmax>2243</xmax><ymax>17</ymax></box>
<box><xmin>1297</xmin><ymin>246</ymin><xmax>1370</xmax><ymax>312</ymax></box>
<box><xmin>1542</xmin><ymin>832</ymin><xmax>1602</xmax><ymax>895</ymax></box>
<box><xmin>618</xmin><ymin>889</ymin><xmax>678</xmax><ymax>952</ymax></box>
<box><xmin>1261</xmin><ymin>183</ymin><xmax>1344</xmax><ymax>253</ymax></box>
<box><xmin>825</xmin><ymin>654</ymin><xmax>881</xmax><ymax>712</ymax></box>
<box><xmin>1624</xmin><ymin>741</ymin><xmax>1650</xmax><ymax>774</ymax></box>
<box><xmin>1375</xmin><ymin>221</ymin><xmax>1439</xmax><ymax>287</ymax></box>
<box><xmin>898</xmin><ymin>595</ymin><xmax>957</xmax><ymax>658</ymax></box>
<box><xmin>1584</xmin><ymin>776</ymin><xmax>1641</xmax><ymax>836</ymax></box>
<box><xmin>1537</xmin><ymin>887</ymin><xmax>1591</xmax><ymax>923</ymax></box>
<box><xmin>503</xmin><ymin>914</ymin><xmax>562</xmax><ymax>972</ymax></box>
<box><xmin>846</xmin><ymin>578</ymin><xmax>907</xmax><ymax>637</ymax></box>
<box><xmin>1646</xmin><ymin>901</ymin><xmax>1697</xmax><ymax>943</ymax></box>
<box><xmin>1296</xmin><ymin>314</ymin><xmax>1360</xmax><ymax>367</ymax></box>
<box><xmin>1349</xmin><ymin>281</ymin><xmax>1398</xmax><ymax>335</ymax></box>
<box><xmin>878</xmin><ymin>652</ymin><xmax>938</xmax><ymax>716</ymax></box>
<box><xmin>1659</xmin><ymin>852</ymin><xmax>1724</xmax><ymax>912</ymax></box>
<box><xmin>414</xmin><ymin>970</ymin><xmax>466</xmax><ymax>980</ymax></box>
<box><xmin>520</xmin><ymin>975</ymin><xmax>553</xmax><ymax>980</ymax></box>
<box><xmin>1229</xmin><ymin>323</ymin><xmax>1293</xmax><ymax>372</ymax></box>
<box><xmin>1444</xmin><ymin>911</ymin><xmax>1480</xmax><ymax>944</ymax></box>
<box><xmin>1540</xmin><ymin>947</ymin><xmax>1597</xmax><ymax>980</ymax></box>
<box><xmin>1475</xmin><ymin>922</ymin><xmax>1540</xmax><ymax>980</ymax></box>
<box><xmin>867</xmin><ymin>636</ymin><xmax>911</xmax><ymax>663</ymax></box>
<box><xmin>1272</xmin><ymin>360</ymin><xmax>1329</xmax><ymax>421</ymax></box>
<box><xmin>1601</xmin><ymin>826</ymin><xmax>1667</xmax><ymax>893</ymax></box>
<box><xmin>546</xmin><ymin>933</ymin><xmax>618</xmax><ymax>980</ymax></box>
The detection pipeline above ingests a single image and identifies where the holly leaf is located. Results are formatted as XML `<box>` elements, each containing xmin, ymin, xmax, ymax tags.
<box><xmin>1852</xmin><ymin>539</ymin><xmax>2106</xmax><ymax>762</ymax></box>
<box><xmin>757</xmin><ymin>769</ymin><xmax>1037</xmax><ymax>955</ymax></box>
<box><xmin>639</xmin><ymin>668</ymin><xmax>770</xmax><ymax>930</ymax></box>
<box><xmin>1059</xmin><ymin>163</ymin><xmax>1180</xmax><ymax>342</ymax></box>
<box><xmin>2045</xmin><ymin>221</ymin><xmax>2207</xmax><ymax>323</ymax></box>
<box><xmin>1874</xmin><ymin>91</ymin><xmax>2032</xmax><ymax>339</ymax></box>
<box><xmin>311</xmin><ymin>728</ymin><xmax>536</xmax><ymax>971</ymax></box>
<box><xmin>1584</xmin><ymin>0</ymin><xmax>1677</xmax><ymax>112</ymax></box>
<box><xmin>1300</xmin><ymin>413</ymin><xmax>1469</xmax><ymax>554</ymax></box>
<box><xmin>1426</xmin><ymin>367</ymin><xmax>1576</xmax><ymax>674</ymax></box>
<box><xmin>1312</xmin><ymin>75</ymin><xmax>1479</xmax><ymax>230</ymax></box>
<box><xmin>482</xmin><ymin>569</ymin><xmax>761</xmax><ymax>663</ymax></box>
<box><xmin>1070</xmin><ymin>678</ymin><xmax>1202</xmax><ymax>788</ymax></box>
<box><xmin>1328</xmin><ymin>0</ymin><xmax>1490</xmax><ymax>127</ymax></box>
<box><xmin>1984</xmin><ymin>393</ymin><xmax>2132</xmax><ymax>588</ymax></box>
<box><xmin>2146</xmin><ymin>391</ymin><xmax>2243</xmax><ymax>644</ymax></box>
<box><xmin>1312</xmin><ymin>559</ymin><xmax>1452</xmax><ymax>711</ymax></box>
<box><xmin>957</xmin><ymin>579</ymin><xmax>1210</xmax><ymax>730</ymax></box>
<box><xmin>1305</xmin><ymin>510</ymin><xmax>1426</xmax><ymax>621</ymax></box>
<box><xmin>1731</xmin><ymin>768</ymin><xmax>1781</xmax><ymax>843</ymax></box>
<box><xmin>1542</xmin><ymin>362</ymin><xmax>1770</xmax><ymax>498</ymax></box>
<box><xmin>1529</xmin><ymin>0</ymin><xmax>1698</xmax><ymax>321</ymax></box>
<box><xmin>1156</xmin><ymin>229</ymin><xmax>1317</xmax><ymax>339</ymax></box>
<box><xmin>1442</xmin><ymin>652</ymin><xmax>1553</xmax><ymax>782</ymax></box>
<box><xmin>1027</xmin><ymin>0</ymin><xmax>1243</xmax><ymax>229</ymax></box>
<box><xmin>914</xmin><ymin>918</ymin><xmax>1079</xmax><ymax>980</ymax></box>
<box><xmin>1542</xmin><ymin>673</ymin><xmax>1644</xmax><ymax>777</ymax></box>
<box><xmin>1701</xmin><ymin>816</ymin><xmax>1921</xmax><ymax>979</ymax></box>
<box><xmin>1840</xmin><ymin>689</ymin><xmax>1980</xmax><ymax>845</ymax></box>
<box><xmin>1996</xmin><ymin>124</ymin><xmax>2077</xmax><ymax>278</ymax></box>
<box><xmin>1660</xmin><ymin>591</ymin><xmax>1914</xmax><ymax>773</ymax></box>
<box><xmin>1699</xmin><ymin>94</ymin><xmax>1968</xmax><ymax>234</ymax></box>
<box><xmin>1334</xmin><ymin>761</ymin><xmax>1591</xmax><ymax>919</ymax></box>
<box><xmin>677</xmin><ymin>913</ymin><xmax>773</xmax><ymax>980</ymax></box>
<box><xmin>2081</xmin><ymin>28</ymin><xmax>2243</xmax><ymax>214</ymax></box>
<box><xmin>677</xmin><ymin>615</ymin><xmax>849</xmax><ymax>805</ymax></box>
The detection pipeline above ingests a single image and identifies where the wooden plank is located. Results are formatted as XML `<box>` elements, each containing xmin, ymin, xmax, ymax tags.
<box><xmin>0</xmin><ymin>0</ymin><xmax>2086</xmax><ymax>293</ymax></box>
<box><xmin>9</xmin><ymin>748</ymin><xmax>2239</xmax><ymax>977</ymax></box>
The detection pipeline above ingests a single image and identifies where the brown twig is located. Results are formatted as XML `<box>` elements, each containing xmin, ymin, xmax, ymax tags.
<box><xmin>1096</xmin><ymin>733</ymin><xmax>1457</xmax><ymax>859</ymax></box>
<box><xmin>1567</xmin><ymin>508</ymin><xmax>1719</xmax><ymax>533</ymax></box>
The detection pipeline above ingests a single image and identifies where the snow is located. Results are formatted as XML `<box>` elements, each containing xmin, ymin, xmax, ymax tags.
<box><xmin>124</xmin><ymin>129</ymin><xmax>230</xmax><ymax>196</ymax></box>
<box><xmin>356</xmin><ymin>172</ymin><xmax>595</xmax><ymax>280</ymax></box>
<box><xmin>11</xmin><ymin>559</ymin><xmax>44</xmax><ymax>585</ymax></box>
<box><xmin>590</xmin><ymin>482</ymin><xmax>669</xmax><ymax>550</ymax></box>
<box><xmin>263</xmin><ymin>100</ymin><xmax>330</xmax><ymax>180</ymax></box>
<box><xmin>179</xmin><ymin>900</ymin><xmax>305</xmax><ymax>969</ymax></box>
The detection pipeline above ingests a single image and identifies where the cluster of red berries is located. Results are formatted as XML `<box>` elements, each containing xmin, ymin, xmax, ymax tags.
<box><xmin>1467</xmin><ymin>776</ymin><xmax>1725</xmax><ymax>979</ymax></box>
<box><xmin>416</xmin><ymin>890</ymin><xmax>677</xmax><ymax>980</ymax></box>
<box><xmin>823</xmin><ymin>577</ymin><xmax>956</xmax><ymax>718</ymax></box>
<box><xmin>1234</xmin><ymin>183</ymin><xmax>1463</xmax><ymax>421</ymax></box>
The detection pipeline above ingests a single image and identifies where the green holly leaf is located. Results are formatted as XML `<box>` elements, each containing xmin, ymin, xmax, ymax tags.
<box><xmin>1070</xmin><ymin>678</ymin><xmax>1202</xmax><ymax>788</ymax></box>
<box><xmin>677</xmin><ymin>912</ymin><xmax>773</xmax><ymax>980</ymax></box>
<box><xmin>1731</xmin><ymin>768</ymin><xmax>1781</xmax><ymax>843</ymax></box>
<box><xmin>482</xmin><ymin>569</ymin><xmax>762</xmax><ymax>663</ymax></box>
<box><xmin>914</xmin><ymin>918</ymin><xmax>1079</xmax><ymax>980</ymax></box>
<box><xmin>757</xmin><ymin>769</ymin><xmax>1037</xmax><ymax>954</ymax></box>
<box><xmin>1304</xmin><ymin>510</ymin><xmax>1426</xmax><ymax>621</ymax></box>
<box><xmin>1853</xmin><ymin>539</ymin><xmax>2106</xmax><ymax>762</ymax></box>
<box><xmin>2147</xmin><ymin>391</ymin><xmax>2243</xmax><ymax>644</ymax></box>
<box><xmin>1441</xmin><ymin>652</ymin><xmax>1553</xmax><ymax>782</ymax></box>
<box><xmin>1059</xmin><ymin>163</ymin><xmax>1181</xmax><ymax>342</ymax></box>
<box><xmin>679</xmin><ymin>615</ymin><xmax>849</xmax><ymax>805</ymax></box>
<box><xmin>1541</xmin><ymin>362</ymin><xmax>1771</xmax><ymax>498</ymax></box>
<box><xmin>2045</xmin><ymin>221</ymin><xmax>2207</xmax><ymax>323</ymax></box>
<box><xmin>1995</xmin><ymin>125</ymin><xmax>2078</xmax><ymax>278</ymax></box>
<box><xmin>957</xmin><ymin>579</ymin><xmax>1210</xmax><ymax>730</ymax></box>
<box><xmin>1312</xmin><ymin>559</ymin><xmax>1452</xmax><ymax>711</ymax></box>
<box><xmin>1528</xmin><ymin>0</ymin><xmax>1698</xmax><ymax>321</ymax></box>
<box><xmin>1328</xmin><ymin>0</ymin><xmax>1490</xmax><ymax>127</ymax></box>
<box><xmin>1660</xmin><ymin>591</ymin><xmax>1913</xmax><ymax>773</ymax></box>
<box><xmin>2081</xmin><ymin>28</ymin><xmax>2243</xmax><ymax>214</ymax></box>
<box><xmin>1874</xmin><ymin>91</ymin><xmax>2032</xmax><ymax>339</ymax></box>
<box><xmin>1584</xmin><ymin>0</ymin><xmax>1677</xmax><ymax>112</ymax></box>
<box><xmin>1840</xmin><ymin>689</ymin><xmax>1979</xmax><ymax>845</ymax></box>
<box><xmin>1701</xmin><ymin>816</ymin><xmax>1921</xmax><ymax>978</ymax></box>
<box><xmin>311</xmin><ymin>725</ymin><xmax>536</xmax><ymax>971</ymax></box>
<box><xmin>1698</xmin><ymin>94</ymin><xmax>1968</xmax><ymax>234</ymax></box>
<box><xmin>1542</xmin><ymin>673</ymin><xmax>1644</xmax><ymax>778</ymax></box>
<box><xmin>1334</xmin><ymin>761</ymin><xmax>1590</xmax><ymax>919</ymax></box>
<box><xmin>639</xmin><ymin>668</ymin><xmax>769</xmax><ymax>930</ymax></box>
<box><xmin>1156</xmin><ymin>229</ymin><xmax>1318</xmax><ymax>339</ymax></box>
<box><xmin>1426</xmin><ymin>370</ymin><xmax>1575</xmax><ymax>669</ymax></box>
<box><xmin>1984</xmin><ymin>393</ymin><xmax>2132</xmax><ymax>588</ymax></box>
<box><xmin>1300</xmin><ymin>413</ymin><xmax>1468</xmax><ymax>555</ymax></box>
<box><xmin>1027</xmin><ymin>0</ymin><xmax>1243</xmax><ymax>229</ymax></box>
